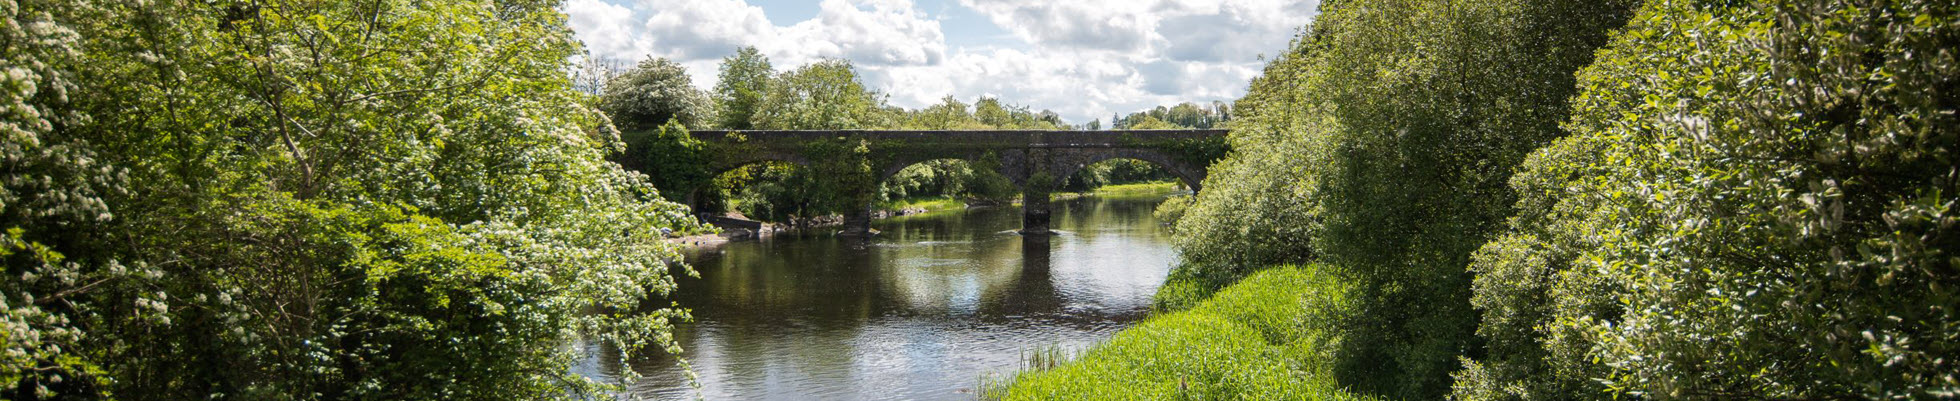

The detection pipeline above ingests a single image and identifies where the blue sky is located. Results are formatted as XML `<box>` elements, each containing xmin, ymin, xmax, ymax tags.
<box><xmin>563</xmin><ymin>0</ymin><xmax>1319</xmax><ymax>124</ymax></box>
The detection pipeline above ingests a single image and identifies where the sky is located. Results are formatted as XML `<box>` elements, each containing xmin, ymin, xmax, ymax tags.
<box><xmin>562</xmin><ymin>0</ymin><xmax>1320</xmax><ymax>125</ymax></box>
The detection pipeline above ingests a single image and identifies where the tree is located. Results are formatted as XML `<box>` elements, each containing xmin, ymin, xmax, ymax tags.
<box><xmin>2</xmin><ymin>0</ymin><xmax>701</xmax><ymax>398</ymax></box>
<box><xmin>1114</xmin><ymin>102</ymin><xmax>1228</xmax><ymax>129</ymax></box>
<box><xmin>1457</xmin><ymin>0</ymin><xmax>1960</xmax><ymax>398</ymax></box>
<box><xmin>630</xmin><ymin>121</ymin><xmax>714</xmax><ymax>202</ymax></box>
<box><xmin>571</xmin><ymin>56</ymin><xmax>628</xmax><ymax>95</ymax></box>
<box><xmin>712</xmin><ymin>47</ymin><xmax>773</xmax><ymax>130</ymax></box>
<box><xmin>1</xmin><ymin>0</ymin><xmax>121</xmax><ymax>396</ymax></box>
<box><xmin>974</xmin><ymin>97</ymin><xmax>1014</xmax><ymax>128</ymax></box>
<box><xmin>1126</xmin><ymin>115</ymin><xmax>1183</xmax><ymax>130</ymax></box>
<box><xmin>600</xmin><ymin>57</ymin><xmax>709</xmax><ymax>131</ymax></box>
<box><xmin>1170</xmin><ymin>0</ymin><xmax>1639</xmax><ymax>398</ymax></box>
<box><xmin>750</xmin><ymin>59</ymin><xmax>886</xmax><ymax>130</ymax></box>
<box><xmin>906</xmin><ymin>96</ymin><xmax>987</xmax><ymax>130</ymax></box>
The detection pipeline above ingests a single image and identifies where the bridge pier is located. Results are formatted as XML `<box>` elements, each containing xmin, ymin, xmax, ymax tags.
<box><xmin>1019</xmin><ymin>186</ymin><xmax>1052</xmax><ymax>235</ymax></box>
<box><xmin>839</xmin><ymin>205</ymin><xmax>875</xmax><ymax>236</ymax></box>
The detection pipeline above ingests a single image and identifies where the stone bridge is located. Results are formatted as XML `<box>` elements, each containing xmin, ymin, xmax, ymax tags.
<box><xmin>684</xmin><ymin>129</ymin><xmax>1229</xmax><ymax>236</ymax></box>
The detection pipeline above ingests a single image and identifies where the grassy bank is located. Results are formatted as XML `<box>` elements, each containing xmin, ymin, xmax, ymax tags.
<box><xmin>988</xmin><ymin>266</ymin><xmax>1373</xmax><ymax>400</ymax></box>
<box><xmin>1050</xmin><ymin>181</ymin><xmax>1186</xmax><ymax>203</ymax></box>
<box><xmin>877</xmin><ymin>196</ymin><xmax>968</xmax><ymax>213</ymax></box>
<box><xmin>1088</xmin><ymin>181</ymin><xmax>1184</xmax><ymax>195</ymax></box>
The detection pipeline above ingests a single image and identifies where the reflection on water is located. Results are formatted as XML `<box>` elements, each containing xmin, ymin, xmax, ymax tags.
<box><xmin>581</xmin><ymin>189</ymin><xmax>1183</xmax><ymax>400</ymax></box>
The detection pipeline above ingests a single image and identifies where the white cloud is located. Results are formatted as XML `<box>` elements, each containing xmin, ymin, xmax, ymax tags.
<box><xmin>564</xmin><ymin>0</ymin><xmax>650</xmax><ymax>58</ymax></box>
<box><xmin>639</xmin><ymin>0</ymin><xmax>775</xmax><ymax>61</ymax></box>
<box><xmin>957</xmin><ymin>0</ymin><xmax>1157</xmax><ymax>52</ymax></box>
<box><xmin>563</xmin><ymin>0</ymin><xmax>1318</xmax><ymax>124</ymax></box>
<box><xmin>773</xmin><ymin>0</ymin><xmax>948</xmax><ymax>67</ymax></box>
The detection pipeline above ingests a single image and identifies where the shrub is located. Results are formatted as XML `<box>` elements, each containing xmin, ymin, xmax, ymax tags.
<box><xmin>1457</xmin><ymin>0</ymin><xmax>1960</xmax><ymax>398</ymax></box>
<box><xmin>1151</xmin><ymin>196</ymin><xmax>1193</xmax><ymax>230</ymax></box>
<box><xmin>1171</xmin><ymin>0</ymin><xmax>1637</xmax><ymax>397</ymax></box>
<box><xmin>0</xmin><ymin>1</ymin><xmax>701</xmax><ymax>398</ymax></box>
<box><xmin>599</xmin><ymin>58</ymin><xmax>709</xmax><ymax>132</ymax></box>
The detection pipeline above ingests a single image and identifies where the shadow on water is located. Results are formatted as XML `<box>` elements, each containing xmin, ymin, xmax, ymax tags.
<box><xmin>582</xmin><ymin>189</ymin><xmax>1186</xmax><ymax>400</ymax></box>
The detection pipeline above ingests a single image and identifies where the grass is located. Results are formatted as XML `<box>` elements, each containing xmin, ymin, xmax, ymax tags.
<box><xmin>1050</xmin><ymin>181</ymin><xmax>1186</xmax><ymax>202</ymax></box>
<box><xmin>989</xmin><ymin>265</ymin><xmax>1374</xmax><ymax>400</ymax></box>
<box><xmin>877</xmin><ymin>196</ymin><xmax>967</xmax><ymax>213</ymax></box>
<box><xmin>1091</xmin><ymin>181</ymin><xmax>1184</xmax><ymax>195</ymax></box>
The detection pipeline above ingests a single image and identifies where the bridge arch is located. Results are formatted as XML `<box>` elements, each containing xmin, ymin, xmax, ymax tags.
<box><xmin>1048</xmin><ymin>148</ymin><xmax>1206</xmax><ymax>194</ymax></box>
<box><xmin>878</xmin><ymin>153</ymin><xmax>986</xmax><ymax>186</ymax></box>
<box><xmin>688</xmin><ymin>156</ymin><xmax>814</xmax><ymax>217</ymax></box>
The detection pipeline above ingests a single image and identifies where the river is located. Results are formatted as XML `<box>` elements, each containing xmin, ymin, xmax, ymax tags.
<box><xmin>580</xmin><ymin>187</ymin><xmax>1184</xmax><ymax>400</ymax></box>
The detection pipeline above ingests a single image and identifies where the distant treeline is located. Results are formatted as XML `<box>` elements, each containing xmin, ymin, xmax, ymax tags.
<box><xmin>1108</xmin><ymin>101</ymin><xmax>1232</xmax><ymax>130</ymax></box>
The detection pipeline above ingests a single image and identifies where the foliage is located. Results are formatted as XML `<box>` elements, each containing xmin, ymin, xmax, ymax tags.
<box><xmin>622</xmin><ymin>121</ymin><xmax>715</xmax><ymax>202</ymax></box>
<box><xmin>726</xmin><ymin>162</ymin><xmax>821</xmax><ymax>222</ymax></box>
<box><xmin>883</xmin><ymin>159</ymin><xmax>978</xmax><ymax>200</ymax></box>
<box><xmin>1170</xmin><ymin>0</ymin><xmax>1638</xmax><ymax>398</ymax></box>
<box><xmin>1060</xmin><ymin>160</ymin><xmax>1173</xmax><ymax>192</ymax></box>
<box><xmin>803</xmin><ymin>137</ymin><xmax>879</xmax><ymax>214</ymax></box>
<box><xmin>1152</xmin><ymin>196</ymin><xmax>1193</xmax><ymax>231</ymax></box>
<box><xmin>750</xmin><ymin>59</ymin><xmax>889</xmax><ymax>130</ymax></box>
<box><xmin>1121</xmin><ymin>115</ymin><xmax>1184</xmax><ymax>130</ymax></box>
<box><xmin>600</xmin><ymin>57</ymin><xmax>709</xmax><ymax>131</ymax></box>
<box><xmin>1456</xmin><ymin>0</ymin><xmax>1960</xmax><ymax>399</ymax></box>
<box><xmin>2</xmin><ymin>0</ymin><xmax>117</xmax><ymax>396</ymax></box>
<box><xmin>712</xmin><ymin>47</ymin><xmax>772</xmax><ymax>130</ymax></box>
<box><xmin>570</xmin><ymin>56</ymin><xmax>628</xmax><ymax>95</ymax></box>
<box><xmin>1113</xmin><ymin>102</ymin><xmax>1232</xmax><ymax>129</ymax></box>
<box><xmin>903</xmin><ymin>96</ymin><xmax>995</xmax><ymax>130</ymax></box>
<box><xmin>885</xmin><ymin>96</ymin><xmax>1062</xmax><ymax>203</ymax></box>
<box><xmin>0</xmin><ymin>0</ymin><xmax>700</xmax><ymax>399</ymax></box>
<box><xmin>997</xmin><ymin>266</ymin><xmax>1372</xmax><ymax>401</ymax></box>
<box><xmin>973</xmin><ymin>97</ymin><xmax>1064</xmax><ymax>130</ymax></box>
<box><xmin>961</xmin><ymin>152</ymin><xmax>1021</xmax><ymax>204</ymax></box>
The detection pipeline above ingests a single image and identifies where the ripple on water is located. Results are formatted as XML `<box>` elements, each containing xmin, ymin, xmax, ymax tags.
<box><xmin>591</xmin><ymin>189</ymin><xmax>1183</xmax><ymax>400</ymax></box>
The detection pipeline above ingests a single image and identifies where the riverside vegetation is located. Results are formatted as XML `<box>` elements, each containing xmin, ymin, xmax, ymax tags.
<box><xmin>1</xmin><ymin>0</ymin><xmax>706</xmax><ymax>399</ymax></box>
<box><xmin>994</xmin><ymin>0</ymin><xmax>1959</xmax><ymax>399</ymax></box>
<box><xmin>4</xmin><ymin>0</ymin><xmax>1954</xmax><ymax>399</ymax></box>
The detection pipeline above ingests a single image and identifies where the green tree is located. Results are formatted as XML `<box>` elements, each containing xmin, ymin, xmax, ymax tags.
<box><xmin>712</xmin><ymin>47</ymin><xmax>773</xmax><ymax>130</ymax></box>
<box><xmin>1</xmin><ymin>0</ymin><xmax>121</xmax><ymax>396</ymax></box>
<box><xmin>628</xmin><ymin>121</ymin><xmax>714</xmax><ymax>202</ymax></box>
<box><xmin>601</xmin><ymin>57</ymin><xmax>709</xmax><ymax>131</ymax></box>
<box><xmin>750</xmin><ymin>59</ymin><xmax>886</xmax><ymax>130</ymax></box>
<box><xmin>1457</xmin><ymin>0</ymin><xmax>1960</xmax><ymax>398</ymax></box>
<box><xmin>974</xmin><ymin>97</ymin><xmax>1014</xmax><ymax>128</ymax></box>
<box><xmin>1114</xmin><ymin>102</ymin><xmax>1227</xmax><ymax>129</ymax></box>
<box><xmin>1125</xmin><ymin>115</ymin><xmax>1183</xmax><ymax>130</ymax></box>
<box><xmin>1</xmin><ymin>0</ymin><xmax>700</xmax><ymax>399</ymax></box>
<box><xmin>906</xmin><ymin>96</ymin><xmax>989</xmax><ymax>130</ymax></box>
<box><xmin>1171</xmin><ymin>0</ymin><xmax>1638</xmax><ymax>398</ymax></box>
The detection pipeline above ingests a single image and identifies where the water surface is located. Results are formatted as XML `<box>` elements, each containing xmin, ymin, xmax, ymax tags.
<box><xmin>585</xmin><ymin>189</ymin><xmax>1182</xmax><ymax>400</ymax></box>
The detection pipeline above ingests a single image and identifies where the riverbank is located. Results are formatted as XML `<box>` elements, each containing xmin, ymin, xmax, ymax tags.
<box><xmin>667</xmin><ymin>196</ymin><xmax>967</xmax><ymax>249</ymax></box>
<box><xmin>986</xmin><ymin>265</ymin><xmax>1374</xmax><ymax>400</ymax></box>
<box><xmin>1052</xmin><ymin>181</ymin><xmax>1187</xmax><ymax>202</ymax></box>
